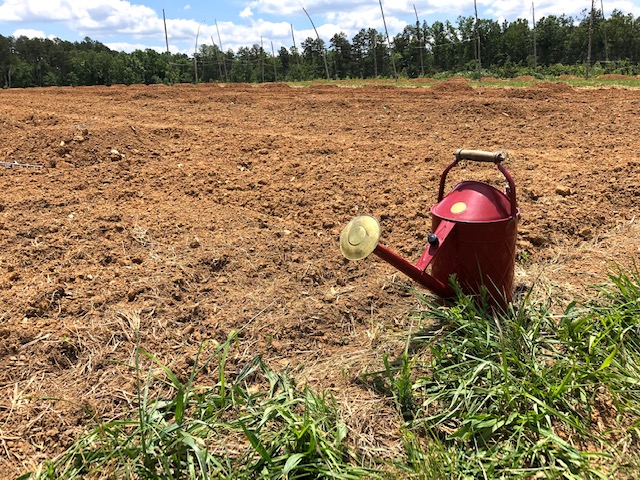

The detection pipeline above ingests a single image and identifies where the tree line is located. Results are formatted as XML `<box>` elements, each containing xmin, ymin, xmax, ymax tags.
<box><xmin>1</xmin><ymin>8</ymin><xmax>639</xmax><ymax>88</ymax></box>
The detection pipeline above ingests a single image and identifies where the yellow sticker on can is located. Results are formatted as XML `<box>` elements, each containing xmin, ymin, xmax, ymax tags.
<box><xmin>450</xmin><ymin>202</ymin><xmax>467</xmax><ymax>214</ymax></box>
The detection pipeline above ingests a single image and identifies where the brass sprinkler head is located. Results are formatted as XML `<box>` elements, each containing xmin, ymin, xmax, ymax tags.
<box><xmin>339</xmin><ymin>215</ymin><xmax>381</xmax><ymax>261</ymax></box>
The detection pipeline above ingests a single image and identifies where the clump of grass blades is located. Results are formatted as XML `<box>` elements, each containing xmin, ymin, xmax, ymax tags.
<box><xmin>583</xmin><ymin>269</ymin><xmax>640</xmax><ymax>419</ymax></box>
<box><xmin>382</xmin><ymin>272</ymin><xmax>640</xmax><ymax>479</ymax></box>
<box><xmin>25</xmin><ymin>330</ymin><xmax>372</xmax><ymax>480</ymax></box>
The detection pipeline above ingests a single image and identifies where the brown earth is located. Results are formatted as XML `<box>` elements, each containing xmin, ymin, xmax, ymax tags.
<box><xmin>598</xmin><ymin>73</ymin><xmax>636</xmax><ymax>80</ymax></box>
<box><xmin>1</xmin><ymin>78</ymin><xmax>640</xmax><ymax>476</ymax></box>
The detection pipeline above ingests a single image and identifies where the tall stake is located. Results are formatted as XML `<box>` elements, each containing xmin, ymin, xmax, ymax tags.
<box><xmin>212</xmin><ymin>36</ymin><xmax>223</xmax><ymax>80</ymax></box>
<box><xmin>290</xmin><ymin>23</ymin><xmax>302</xmax><ymax>72</ymax></box>
<box><xmin>194</xmin><ymin>24</ymin><xmax>201</xmax><ymax>83</ymax></box>
<box><xmin>260</xmin><ymin>36</ymin><xmax>266</xmax><ymax>83</ymax></box>
<box><xmin>373</xmin><ymin>31</ymin><xmax>378</xmax><ymax>77</ymax></box>
<box><xmin>414</xmin><ymin>4</ymin><xmax>425</xmax><ymax>77</ymax></box>
<box><xmin>600</xmin><ymin>0</ymin><xmax>609</xmax><ymax>62</ymax></box>
<box><xmin>474</xmin><ymin>0</ymin><xmax>481</xmax><ymax>81</ymax></box>
<box><xmin>532</xmin><ymin>2</ymin><xmax>537</xmax><ymax>70</ymax></box>
<box><xmin>215</xmin><ymin>20</ymin><xmax>228</xmax><ymax>82</ymax></box>
<box><xmin>271</xmin><ymin>41</ymin><xmax>277</xmax><ymax>81</ymax></box>
<box><xmin>300</xmin><ymin>3</ymin><xmax>330</xmax><ymax>80</ymax></box>
<box><xmin>163</xmin><ymin>9</ymin><xmax>171</xmax><ymax>82</ymax></box>
<box><xmin>586</xmin><ymin>0</ymin><xmax>595</xmax><ymax>79</ymax></box>
<box><xmin>378</xmin><ymin>0</ymin><xmax>398</xmax><ymax>80</ymax></box>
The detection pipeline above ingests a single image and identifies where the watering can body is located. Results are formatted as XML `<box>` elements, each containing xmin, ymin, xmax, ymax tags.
<box><xmin>423</xmin><ymin>180</ymin><xmax>518</xmax><ymax>304</ymax></box>
<box><xmin>339</xmin><ymin>149</ymin><xmax>519</xmax><ymax>307</ymax></box>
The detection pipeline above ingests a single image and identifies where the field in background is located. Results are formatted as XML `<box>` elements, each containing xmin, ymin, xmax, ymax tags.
<box><xmin>292</xmin><ymin>74</ymin><xmax>640</xmax><ymax>89</ymax></box>
<box><xmin>1</xmin><ymin>78</ymin><xmax>640</xmax><ymax>477</ymax></box>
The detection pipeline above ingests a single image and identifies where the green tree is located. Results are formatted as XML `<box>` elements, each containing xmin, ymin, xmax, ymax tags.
<box><xmin>3</xmin><ymin>11</ymin><xmax>640</xmax><ymax>87</ymax></box>
<box><xmin>393</xmin><ymin>25</ymin><xmax>425</xmax><ymax>78</ymax></box>
<box><xmin>478</xmin><ymin>18</ymin><xmax>504</xmax><ymax>68</ymax></box>
<box><xmin>428</xmin><ymin>20</ymin><xmax>458</xmax><ymax>72</ymax></box>
<box><xmin>536</xmin><ymin>15</ymin><xmax>575</xmax><ymax>65</ymax></box>
<box><xmin>351</xmin><ymin>28</ymin><xmax>385</xmax><ymax>78</ymax></box>
<box><xmin>502</xmin><ymin>19</ymin><xmax>532</xmax><ymax>66</ymax></box>
<box><xmin>301</xmin><ymin>37</ymin><xmax>326</xmax><ymax>79</ymax></box>
<box><xmin>456</xmin><ymin>16</ymin><xmax>477</xmax><ymax>69</ymax></box>
<box><xmin>0</xmin><ymin>35</ymin><xmax>16</xmax><ymax>87</ymax></box>
<box><xmin>350</xmin><ymin>29</ymin><xmax>368</xmax><ymax>78</ymax></box>
<box><xmin>230</xmin><ymin>46</ymin><xmax>257</xmax><ymax>82</ymax></box>
<box><xmin>278</xmin><ymin>46</ymin><xmax>290</xmax><ymax>79</ymax></box>
<box><xmin>12</xmin><ymin>57</ymin><xmax>32</xmax><ymax>87</ymax></box>
<box><xmin>199</xmin><ymin>43</ymin><xmax>226</xmax><ymax>82</ymax></box>
<box><xmin>329</xmin><ymin>32</ymin><xmax>352</xmax><ymax>79</ymax></box>
<box><xmin>606</xmin><ymin>10</ymin><xmax>639</xmax><ymax>62</ymax></box>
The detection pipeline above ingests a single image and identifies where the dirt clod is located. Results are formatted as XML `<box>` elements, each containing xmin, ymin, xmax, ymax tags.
<box><xmin>555</xmin><ymin>185</ymin><xmax>573</xmax><ymax>196</ymax></box>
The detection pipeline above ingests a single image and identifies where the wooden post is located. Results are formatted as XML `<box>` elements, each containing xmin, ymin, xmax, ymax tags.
<box><xmin>378</xmin><ymin>0</ymin><xmax>398</xmax><ymax>80</ymax></box>
<box><xmin>586</xmin><ymin>0</ymin><xmax>595</xmax><ymax>79</ymax></box>
<box><xmin>163</xmin><ymin>9</ymin><xmax>171</xmax><ymax>83</ymax></box>
<box><xmin>532</xmin><ymin>2</ymin><xmax>537</xmax><ymax>70</ymax></box>
<box><xmin>474</xmin><ymin>0</ymin><xmax>481</xmax><ymax>81</ymax></box>
<box><xmin>600</xmin><ymin>0</ymin><xmax>609</xmax><ymax>63</ymax></box>
<box><xmin>414</xmin><ymin>4</ymin><xmax>425</xmax><ymax>77</ymax></box>
<box><xmin>215</xmin><ymin>20</ymin><xmax>229</xmax><ymax>82</ymax></box>
<box><xmin>290</xmin><ymin>23</ymin><xmax>301</xmax><ymax>72</ymax></box>
<box><xmin>194</xmin><ymin>24</ymin><xmax>201</xmax><ymax>83</ymax></box>
<box><xmin>212</xmin><ymin>36</ymin><xmax>223</xmax><ymax>80</ymax></box>
<box><xmin>260</xmin><ymin>36</ymin><xmax>265</xmax><ymax>82</ymax></box>
<box><xmin>300</xmin><ymin>3</ymin><xmax>330</xmax><ymax>80</ymax></box>
<box><xmin>271</xmin><ymin>41</ymin><xmax>277</xmax><ymax>82</ymax></box>
<box><xmin>373</xmin><ymin>31</ymin><xmax>378</xmax><ymax>77</ymax></box>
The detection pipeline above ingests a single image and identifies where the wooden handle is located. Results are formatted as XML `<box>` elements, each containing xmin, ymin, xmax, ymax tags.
<box><xmin>454</xmin><ymin>149</ymin><xmax>506</xmax><ymax>163</ymax></box>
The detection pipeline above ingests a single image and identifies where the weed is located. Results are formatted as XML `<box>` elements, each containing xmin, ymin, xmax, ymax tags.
<box><xmin>24</xmin><ymin>330</ymin><xmax>371</xmax><ymax>480</ymax></box>
<box><xmin>381</xmin><ymin>273</ymin><xmax>640</xmax><ymax>478</ymax></box>
<box><xmin>23</xmin><ymin>269</ymin><xmax>640</xmax><ymax>479</ymax></box>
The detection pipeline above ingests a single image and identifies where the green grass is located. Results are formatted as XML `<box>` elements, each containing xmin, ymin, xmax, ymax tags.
<box><xmin>24</xmin><ymin>269</ymin><xmax>640</xmax><ymax>479</ymax></box>
<box><xmin>378</xmin><ymin>272</ymin><xmax>640</xmax><ymax>478</ymax></box>
<box><xmin>24</xmin><ymin>330</ymin><xmax>371</xmax><ymax>480</ymax></box>
<box><xmin>281</xmin><ymin>75</ymin><xmax>640</xmax><ymax>90</ymax></box>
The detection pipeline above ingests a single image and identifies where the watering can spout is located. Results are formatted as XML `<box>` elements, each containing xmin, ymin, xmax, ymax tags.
<box><xmin>339</xmin><ymin>215</ymin><xmax>453</xmax><ymax>298</ymax></box>
<box><xmin>373</xmin><ymin>243</ymin><xmax>453</xmax><ymax>298</ymax></box>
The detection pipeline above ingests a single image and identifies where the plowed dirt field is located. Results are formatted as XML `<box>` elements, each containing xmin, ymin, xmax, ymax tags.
<box><xmin>1</xmin><ymin>79</ymin><xmax>639</xmax><ymax>476</ymax></box>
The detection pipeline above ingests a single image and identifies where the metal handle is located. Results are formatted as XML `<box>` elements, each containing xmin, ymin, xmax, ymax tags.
<box><xmin>454</xmin><ymin>149</ymin><xmax>507</xmax><ymax>163</ymax></box>
<box><xmin>437</xmin><ymin>149</ymin><xmax>517</xmax><ymax>218</ymax></box>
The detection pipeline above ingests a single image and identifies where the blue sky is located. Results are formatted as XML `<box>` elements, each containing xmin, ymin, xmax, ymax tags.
<box><xmin>1</xmin><ymin>0</ymin><xmax>639</xmax><ymax>54</ymax></box>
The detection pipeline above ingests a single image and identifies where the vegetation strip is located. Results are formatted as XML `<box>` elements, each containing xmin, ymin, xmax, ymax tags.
<box><xmin>24</xmin><ymin>269</ymin><xmax>640</xmax><ymax>479</ymax></box>
<box><xmin>1</xmin><ymin>9</ymin><xmax>639</xmax><ymax>87</ymax></box>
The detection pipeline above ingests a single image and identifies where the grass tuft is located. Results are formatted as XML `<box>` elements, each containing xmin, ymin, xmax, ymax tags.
<box><xmin>378</xmin><ymin>272</ymin><xmax>640</xmax><ymax>478</ymax></box>
<box><xmin>24</xmin><ymin>330</ymin><xmax>371</xmax><ymax>480</ymax></box>
<box><xmin>23</xmin><ymin>267</ymin><xmax>640</xmax><ymax>479</ymax></box>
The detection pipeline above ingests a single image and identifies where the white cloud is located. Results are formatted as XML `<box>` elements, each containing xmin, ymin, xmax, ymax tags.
<box><xmin>484</xmin><ymin>0</ymin><xmax>570</xmax><ymax>22</ymax></box>
<box><xmin>241</xmin><ymin>0</ymin><xmax>482</xmax><ymax>50</ymax></box>
<box><xmin>322</xmin><ymin>6</ymin><xmax>382</xmax><ymax>31</ymax></box>
<box><xmin>1</xmin><ymin>0</ymin><xmax>639</xmax><ymax>57</ymax></box>
<box><xmin>213</xmin><ymin>18</ymin><xmax>295</xmax><ymax>51</ymax></box>
<box><xmin>247</xmin><ymin>0</ymin><xmax>302</xmax><ymax>16</ymax></box>
<box><xmin>74</xmin><ymin>2</ymin><xmax>161</xmax><ymax>36</ymax></box>
<box><xmin>247</xmin><ymin>0</ymin><xmax>439</xmax><ymax>19</ymax></box>
<box><xmin>0</xmin><ymin>0</ymin><xmax>74</xmax><ymax>22</ymax></box>
<box><xmin>165</xmin><ymin>18</ymin><xmax>203</xmax><ymax>43</ymax></box>
<box><xmin>482</xmin><ymin>0</ymin><xmax>640</xmax><ymax>23</ymax></box>
<box><xmin>0</xmin><ymin>0</ymin><xmax>161</xmax><ymax>37</ymax></box>
<box><xmin>12</xmin><ymin>28</ymin><xmax>46</xmax><ymax>38</ymax></box>
<box><xmin>0</xmin><ymin>2</ymin><xmax>20</xmax><ymax>20</ymax></box>
<box><xmin>105</xmin><ymin>41</ymin><xmax>162</xmax><ymax>52</ymax></box>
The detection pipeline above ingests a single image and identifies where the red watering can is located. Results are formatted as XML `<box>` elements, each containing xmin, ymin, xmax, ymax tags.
<box><xmin>339</xmin><ymin>149</ymin><xmax>519</xmax><ymax>307</ymax></box>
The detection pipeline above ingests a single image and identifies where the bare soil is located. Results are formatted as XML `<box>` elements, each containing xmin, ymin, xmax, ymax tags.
<box><xmin>1</xmin><ymin>79</ymin><xmax>639</xmax><ymax>476</ymax></box>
